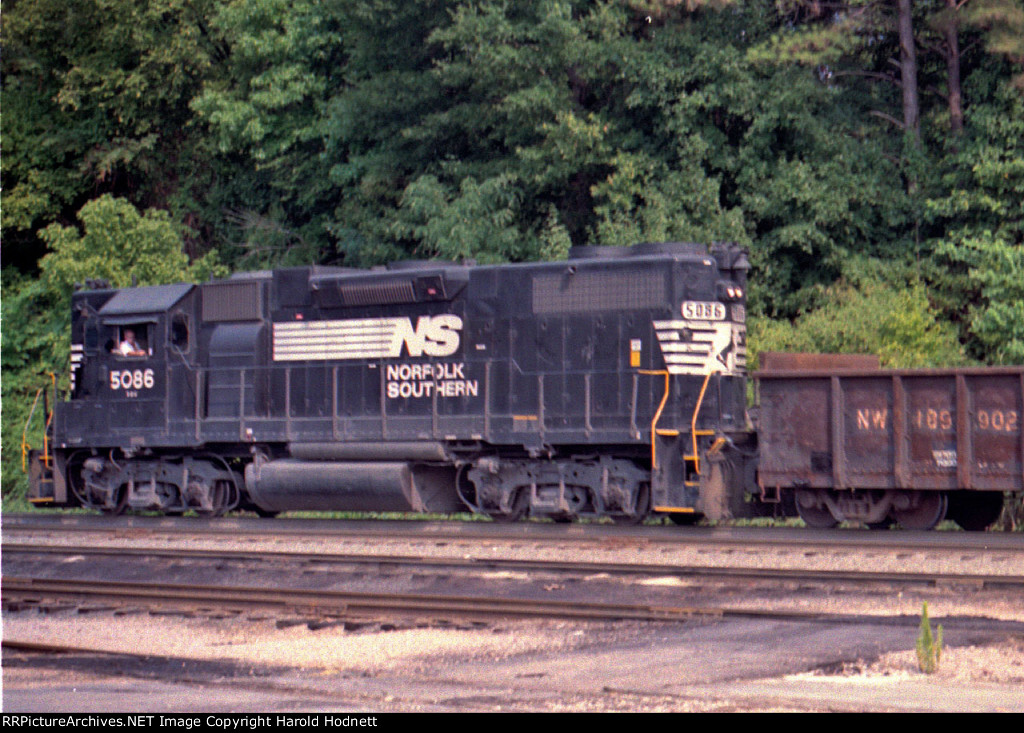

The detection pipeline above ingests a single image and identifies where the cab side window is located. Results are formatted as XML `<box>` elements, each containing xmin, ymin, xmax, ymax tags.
<box><xmin>113</xmin><ymin>324</ymin><xmax>150</xmax><ymax>358</ymax></box>
<box><xmin>170</xmin><ymin>312</ymin><xmax>190</xmax><ymax>352</ymax></box>
<box><xmin>84</xmin><ymin>320</ymin><xmax>100</xmax><ymax>350</ymax></box>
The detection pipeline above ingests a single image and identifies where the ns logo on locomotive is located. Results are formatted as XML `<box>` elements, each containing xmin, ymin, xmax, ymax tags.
<box><xmin>24</xmin><ymin>242</ymin><xmax>1023</xmax><ymax>530</ymax></box>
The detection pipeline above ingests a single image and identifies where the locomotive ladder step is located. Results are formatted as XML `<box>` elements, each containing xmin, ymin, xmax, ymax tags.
<box><xmin>27</xmin><ymin>453</ymin><xmax>56</xmax><ymax>505</ymax></box>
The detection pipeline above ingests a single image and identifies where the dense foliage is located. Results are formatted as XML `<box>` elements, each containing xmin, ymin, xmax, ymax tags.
<box><xmin>3</xmin><ymin>0</ymin><xmax>1023</xmax><ymax>507</ymax></box>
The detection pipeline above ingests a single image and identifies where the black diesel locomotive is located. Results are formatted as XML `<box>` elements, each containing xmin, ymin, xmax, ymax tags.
<box><xmin>26</xmin><ymin>241</ymin><xmax>1024</xmax><ymax>530</ymax></box>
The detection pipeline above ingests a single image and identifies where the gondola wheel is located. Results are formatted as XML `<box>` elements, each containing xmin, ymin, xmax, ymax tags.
<box><xmin>893</xmin><ymin>492</ymin><xmax>948</xmax><ymax>530</ymax></box>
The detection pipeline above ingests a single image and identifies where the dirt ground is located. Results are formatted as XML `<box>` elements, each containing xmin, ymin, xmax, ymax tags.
<box><xmin>3</xmin><ymin>607</ymin><xmax>1023</xmax><ymax>712</ymax></box>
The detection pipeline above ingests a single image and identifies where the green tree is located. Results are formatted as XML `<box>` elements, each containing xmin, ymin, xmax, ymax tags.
<box><xmin>390</xmin><ymin>174</ymin><xmax>538</xmax><ymax>263</ymax></box>
<box><xmin>189</xmin><ymin>0</ymin><xmax>347</xmax><ymax>266</ymax></box>
<box><xmin>966</xmin><ymin>0</ymin><xmax>1024</xmax><ymax>90</ymax></box>
<box><xmin>747</xmin><ymin>1</ymin><xmax>927</xmax><ymax>138</ymax></box>
<box><xmin>5</xmin><ymin>0</ymin><xmax>1023</xmax><ymax>373</ymax></box>
<box><xmin>38</xmin><ymin>195</ymin><xmax>223</xmax><ymax>303</ymax></box>
<box><xmin>1</xmin><ymin>0</ymin><xmax>229</xmax><ymax>269</ymax></box>
<box><xmin>942</xmin><ymin>234</ymin><xmax>1024</xmax><ymax>364</ymax></box>
<box><xmin>927</xmin><ymin>80</ymin><xmax>1024</xmax><ymax>363</ymax></box>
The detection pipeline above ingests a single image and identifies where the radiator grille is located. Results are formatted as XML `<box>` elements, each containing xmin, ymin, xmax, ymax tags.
<box><xmin>202</xmin><ymin>281</ymin><xmax>262</xmax><ymax>322</ymax></box>
<box><xmin>532</xmin><ymin>270</ymin><xmax>667</xmax><ymax>313</ymax></box>
<box><xmin>340</xmin><ymin>280</ymin><xmax>417</xmax><ymax>306</ymax></box>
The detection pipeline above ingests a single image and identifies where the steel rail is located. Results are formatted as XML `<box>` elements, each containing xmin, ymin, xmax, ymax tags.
<box><xmin>8</xmin><ymin>576</ymin><xmax>1024</xmax><ymax>632</ymax></box>
<box><xmin>5</xmin><ymin>542</ymin><xmax>1024</xmax><ymax>590</ymax></box>
<box><xmin>1</xmin><ymin>576</ymin><xmax>727</xmax><ymax>623</ymax></box>
<box><xmin>6</xmin><ymin>514</ymin><xmax>1023</xmax><ymax>555</ymax></box>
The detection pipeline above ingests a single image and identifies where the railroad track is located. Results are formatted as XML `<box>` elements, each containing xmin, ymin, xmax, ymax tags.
<box><xmin>2</xmin><ymin>575</ymin><xmax>723</xmax><ymax>623</ymax></box>
<box><xmin>5</xmin><ymin>575</ymin><xmax>1012</xmax><ymax>628</ymax></box>
<box><xmin>7</xmin><ymin>575</ymin><xmax>1024</xmax><ymax>638</ymax></box>
<box><xmin>6</xmin><ymin>514</ymin><xmax>1024</xmax><ymax>595</ymax></box>
<box><xmin>7</xmin><ymin>513</ymin><xmax>1024</xmax><ymax>554</ymax></box>
<box><xmin>5</xmin><ymin>542</ymin><xmax>1023</xmax><ymax>590</ymax></box>
<box><xmin>6</xmin><ymin>517</ymin><xmax>1024</xmax><ymax>656</ymax></box>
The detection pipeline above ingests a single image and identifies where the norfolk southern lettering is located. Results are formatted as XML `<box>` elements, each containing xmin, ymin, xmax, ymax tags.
<box><xmin>385</xmin><ymin>362</ymin><xmax>478</xmax><ymax>399</ymax></box>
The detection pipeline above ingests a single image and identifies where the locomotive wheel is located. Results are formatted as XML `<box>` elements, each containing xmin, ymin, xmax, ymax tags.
<box><xmin>892</xmin><ymin>492</ymin><xmax>948</xmax><ymax>530</ymax></box>
<box><xmin>947</xmin><ymin>491</ymin><xmax>1003</xmax><ymax>531</ymax></box>
<box><xmin>489</xmin><ymin>489</ymin><xmax>528</xmax><ymax>523</ymax></box>
<box><xmin>795</xmin><ymin>490</ymin><xmax>838</xmax><ymax>529</ymax></box>
<box><xmin>195</xmin><ymin>480</ymin><xmax>230</xmax><ymax>518</ymax></box>
<box><xmin>101</xmin><ymin>484</ymin><xmax>130</xmax><ymax>516</ymax></box>
<box><xmin>193</xmin><ymin>487</ymin><xmax>224</xmax><ymax>515</ymax></box>
<box><xmin>613</xmin><ymin>484</ymin><xmax>651</xmax><ymax>525</ymax></box>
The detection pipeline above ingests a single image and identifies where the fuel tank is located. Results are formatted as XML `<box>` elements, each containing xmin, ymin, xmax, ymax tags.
<box><xmin>244</xmin><ymin>459</ymin><xmax>462</xmax><ymax>513</ymax></box>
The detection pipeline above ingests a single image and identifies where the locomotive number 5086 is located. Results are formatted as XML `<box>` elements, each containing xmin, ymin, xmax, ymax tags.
<box><xmin>110</xmin><ymin>368</ymin><xmax>155</xmax><ymax>393</ymax></box>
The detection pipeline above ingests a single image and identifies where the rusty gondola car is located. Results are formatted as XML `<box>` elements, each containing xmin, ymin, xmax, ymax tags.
<box><xmin>756</xmin><ymin>352</ymin><xmax>1023</xmax><ymax>530</ymax></box>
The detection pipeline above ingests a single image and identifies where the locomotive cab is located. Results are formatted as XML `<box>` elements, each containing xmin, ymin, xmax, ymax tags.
<box><xmin>32</xmin><ymin>282</ymin><xmax>236</xmax><ymax>513</ymax></box>
<box><xmin>70</xmin><ymin>283</ymin><xmax>195</xmax><ymax>423</ymax></box>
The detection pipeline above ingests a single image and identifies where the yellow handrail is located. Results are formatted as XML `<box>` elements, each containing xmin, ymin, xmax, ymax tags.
<box><xmin>20</xmin><ymin>372</ymin><xmax>57</xmax><ymax>473</ymax></box>
<box><xmin>21</xmin><ymin>388</ymin><xmax>44</xmax><ymax>473</ymax></box>
<box><xmin>688</xmin><ymin>371</ymin><xmax>715</xmax><ymax>478</ymax></box>
<box><xmin>638</xmin><ymin>369</ymin><xmax>671</xmax><ymax>469</ymax></box>
<box><xmin>43</xmin><ymin>372</ymin><xmax>56</xmax><ymax>468</ymax></box>
<box><xmin>638</xmin><ymin>370</ymin><xmax>718</xmax><ymax>473</ymax></box>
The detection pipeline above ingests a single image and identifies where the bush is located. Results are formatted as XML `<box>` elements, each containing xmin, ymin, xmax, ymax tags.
<box><xmin>916</xmin><ymin>602</ymin><xmax>944</xmax><ymax>674</ymax></box>
<box><xmin>749</xmin><ymin>277</ymin><xmax>969</xmax><ymax>369</ymax></box>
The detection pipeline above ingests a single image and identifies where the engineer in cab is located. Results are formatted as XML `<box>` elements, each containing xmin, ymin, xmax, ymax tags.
<box><xmin>117</xmin><ymin>328</ymin><xmax>147</xmax><ymax>357</ymax></box>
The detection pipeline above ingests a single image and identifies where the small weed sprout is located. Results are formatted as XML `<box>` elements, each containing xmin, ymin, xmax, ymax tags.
<box><xmin>916</xmin><ymin>602</ymin><xmax>944</xmax><ymax>674</ymax></box>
